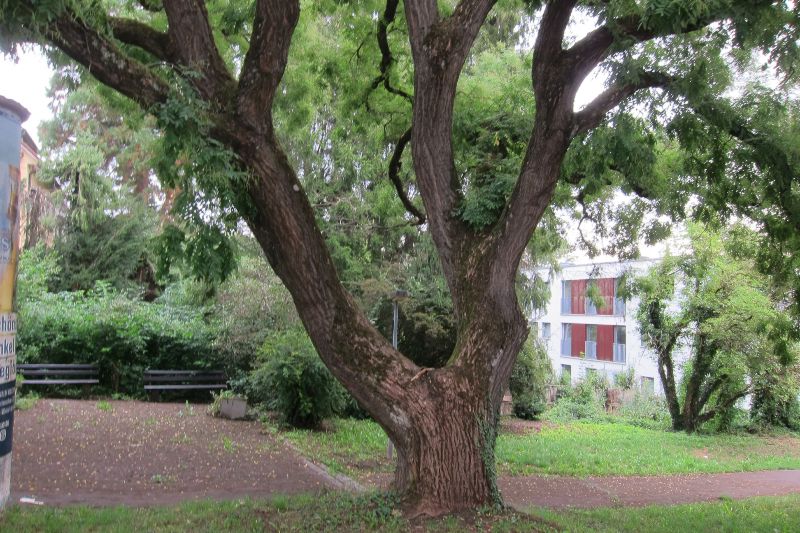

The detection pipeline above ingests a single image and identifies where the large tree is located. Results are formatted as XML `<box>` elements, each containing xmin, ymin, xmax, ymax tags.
<box><xmin>3</xmin><ymin>0</ymin><xmax>799</xmax><ymax>515</ymax></box>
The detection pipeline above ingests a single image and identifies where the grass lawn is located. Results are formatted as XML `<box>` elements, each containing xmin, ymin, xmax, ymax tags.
<box><xmin>280</xmin><ymin>418</ymin><xmax>392</xmax><ymax>480</ymax></box>
<box><xmin>2</xmin><ymin>492</ymin><xmax>799</xmax><ymax>532</ymax></box>
<box><xmin>276</xmin><ymin>418</ymin><xmax>800</xmax><ymax>479</ymax></box>
<box><xmin>497</xmin><ymin>421</ymin><xmax>800</xmax><ymax>476</ymax></box>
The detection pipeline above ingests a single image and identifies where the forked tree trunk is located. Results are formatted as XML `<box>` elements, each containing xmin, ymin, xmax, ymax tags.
<box><xmin>232</xmin><ymin>133</ymin><xmax>527</xmax><ymax>514</ymax></box>
<box><xmin>389</xmin><ymin>368</ymin><xmax>508</xmax><ymax>515</ymax></box>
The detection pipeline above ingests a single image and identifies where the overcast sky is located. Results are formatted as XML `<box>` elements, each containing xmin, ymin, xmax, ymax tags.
<box><xmin>0</xmin><ymin>47</ymin><xmax>52</xmax><ymax>148</ymax></box>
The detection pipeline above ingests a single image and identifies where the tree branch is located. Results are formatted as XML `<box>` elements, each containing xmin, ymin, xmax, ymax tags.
<box><xmin>237</xmin><ymin>0</ymin><xmax>300</xmax><ymax>133</ymax></box>
<box><xmin>696</xmin><ymin>387</ymin><xmax>750</xmax><ymax>424</ymax></box>
<box><xmin>162</xmin><ymin>0</ymin><xmax>234</xmax><ymax>103</ymax></box>
<box><xmin>388</xmin><ymin>127</ymin><xmax>426</xmax><ymax>224</ymax></box>
<box><xmin>572</xmin><ymin>71</ymin><xmax>671</xmax><ymax>135</ymax></box>
<box><xmin>42</xmin><ymin>8</ymin><xmax>170</xmax><ymax>110</ymax></box>
<box><xmin>109</xmin><ymin>17</ymin><xmax>170</xmax><ymax>61</ymax></box>
<box><xmin>533</xmin><ymin>0</ymin><xmax>577</xmax><ymax>71</ymax></box>
<box><xmin>402</xmin><ymin>0</ymin><xmax>498</xmax><ymax>290</ymax></box>
<box><xmin>371</xmin><ymin>0</ymin><xmax>413</xmax><ymax>104</ymax></box>
<box><xmin>564</xmin><ymin>2</ymin><xmax>769</xmax><ymax>81</ymax></box>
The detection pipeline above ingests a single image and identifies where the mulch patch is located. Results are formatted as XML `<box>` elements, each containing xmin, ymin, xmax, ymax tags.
<box><xmin>9</xmin><ymin>399</ymin><xmax>333</xmax><ymax>506</ymax></box>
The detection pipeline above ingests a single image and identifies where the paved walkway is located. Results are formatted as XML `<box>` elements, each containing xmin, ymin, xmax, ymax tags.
<box><xmin>500</xmin><ymin>470</ymin><xmax>800</xmax><ymax>509</ymax></box>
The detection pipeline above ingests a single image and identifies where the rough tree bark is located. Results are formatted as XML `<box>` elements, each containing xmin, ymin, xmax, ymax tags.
<box><xmin>8</xmin><ymin>0</ymin><xmax>740</xmax><ymax>515</ymax></box>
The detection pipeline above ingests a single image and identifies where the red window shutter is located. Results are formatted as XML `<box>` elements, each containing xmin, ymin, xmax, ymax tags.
<box><xmin>571</xmin><ymin>280</ymin><xmax>586</xmax><ymax>314</ymax></box>
<box><xmin>597</xmin><ymin>325</ymin><xmax>614</xmax><ymax>360</ymax></box>
<box><xmin>571</xmin><ymin>323</ymin><xmax>587</xmax><ymax>357</ymax></box>
<box><xmin>598</xmin><ymin>278</ymin><xmax>615</xmax><ymax>315</ymax></box>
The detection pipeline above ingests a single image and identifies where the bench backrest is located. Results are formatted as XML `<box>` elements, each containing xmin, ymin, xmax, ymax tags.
<box><xmin>143</xmin><ymin>370</ymin><xmax>226</xmax><ymax>384</ymax></box>
<box><xmin>17</xmin><ymin>364</ymin><xmax>100</xmax><ymax>386</ymax></box>
<box><xmin>18</xmin><ymin>364</ymin><xmax>99</xmax><ymax>377</ymax></box>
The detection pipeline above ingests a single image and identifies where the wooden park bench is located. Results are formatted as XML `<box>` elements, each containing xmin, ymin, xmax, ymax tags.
<box><xmin>143</xmin><ymin>369</ymin><xmax>227</xmax><ymax>401</ymax></box>
<box><xmin>17</xmin><ymin>363</ymin><xmax>99</xmax><ymax>389</ymax></box>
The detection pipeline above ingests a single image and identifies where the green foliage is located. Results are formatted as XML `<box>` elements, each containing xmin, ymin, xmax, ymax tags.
<box><xmin>614</xmin><ymin>368</ymin><xmax>636</xmax><ymax>390</ymax></box>
<box><xmin>53</xmin><ymin>200</ymin><xmax>157</xmax><ymax>292</ymax></box>
<box><xmin>543</xmin><ymin>397</ymin><xmax>608</xmax><ymax>424</ymax></box>
<box><xmin>750</xmin><ymin>372</ymin><xmax>800</xmax><ymax>432</ymax></box>
<box><xmin>635</xmin><ymin>223</ymin><xmax>800</xmax><ymax>432</ymax></box>
<box><xmin>373</xmin><ymin>291</ymin><xmax>456</xmax><ymax>369</ymax></box>
<box><xmin>617</xmin><ymin>393</ymin><xmax>672</xmax><ymax>430</ymax></box>
<box><xmin>16</xmin><ymin>245</ymin><xmax>60</xmax><ymax>304</ymax></box>
<box><xmin>250</xmin><ymin>329</ymin><xmax>345</xmax><ymax>429</ymax></box>
<box><xmin>17</xmin><ymin>282</ymin><xmax>214</xmax><ymax>395</ymax></box>
<box><xmin>509</xmin><ymin>337</ymin><xmax>551</xmax><ymax>420</ymax></box>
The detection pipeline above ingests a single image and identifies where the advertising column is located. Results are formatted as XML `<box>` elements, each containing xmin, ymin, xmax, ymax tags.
<box><xmin>0</xmin><ymin>95</ymin><xmax>27</xmax><ymax>510</ymax></box>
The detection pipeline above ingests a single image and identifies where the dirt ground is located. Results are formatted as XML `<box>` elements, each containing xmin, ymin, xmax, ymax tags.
<box><xmin>9</xmin><ymin>399</ymin><xmax>335</xmax><ymax>506</ymax></box>
<box><xmin>7</xmin><ymin>399</ymin><xmax>800</xmax><ymax>509</ymax></box>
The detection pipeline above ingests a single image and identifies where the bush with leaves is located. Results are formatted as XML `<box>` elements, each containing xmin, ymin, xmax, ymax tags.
<box><xmin>17</xmin><ymin>281</ymin><xmax>213</xmax><ymax>395</ymax></box>
<box><xmin>750</xmin><ymin>372</ymin><xmax>800</xmax><ymax>432</ymax></box>
<box><xmin>509</xmin><ymin>337</ymin><xmax>552</xmax><ymax>420</ymax></box>
<box><xmin>617</xmin><ymin>393</ymin><xmax>671</xmax><ymax>430</ymax></box>
<box><xmin>249</xmin><ymin>329</ymin><xmax>346</xmax><ymax>429</ymax></box>
<box><xmin>542</xmin><ymin>371</ymin><xmax>610</xmax><ymax>423</ymax></box>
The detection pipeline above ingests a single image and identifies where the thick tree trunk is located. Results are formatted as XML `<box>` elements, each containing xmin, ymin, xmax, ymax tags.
<box><xmin>393</xmin><ymin>385</ymin><xmax>500</xmax><ymax>515</ymax></box>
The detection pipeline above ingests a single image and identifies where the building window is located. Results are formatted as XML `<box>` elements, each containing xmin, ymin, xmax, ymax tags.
<box><xmin>641</xmin><ymin>376</ymin><xmax>655</xmax><ymax>395</ymax></box>
<box><xmin>613</xmin><ymin>326</ymin><xmax>626</xmax><ymax>363</ymax></box>
<box><xmin>561</xmin><ymin>323</ymin><xmax>572</xmax><ymax>356</ymax></box>
<box><xmin>562</xmin><ymin>278</ymin><xmax>619</xmax><ymax>316</ymax></box>
<box><xmin>561</xmin><ymin>364</ymin><xmax>571</xmax><ymax>381</ymax></box>
<box><xmin>561</xmin><ymin>280</ymin><xmax>571</xmax><ymax>314</ymax></box>
<box><xmin>585</xmin><ymin>325</ymin><xmax>597</xmax><ymax>359</ymax></box>
<box><xmin>542</xmin><ymin>322</ymin><xmax>551</xmax><ymax>339</ymax></box>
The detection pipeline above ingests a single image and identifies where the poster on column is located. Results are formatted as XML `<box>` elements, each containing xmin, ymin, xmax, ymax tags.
<box><xmin>0</xmin><ymin>315</ymin><xmax>15</xmax><ymax>458</ymax></box>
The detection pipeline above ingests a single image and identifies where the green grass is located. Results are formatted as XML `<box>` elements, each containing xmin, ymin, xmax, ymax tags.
<box><xmin>14</xmin><ymin>392</ymin><xmax>40</xmax><ymax>411</ymax></box>
<box><xmin>497</xmin><ymin>421</ymin><xmax>800</xmax><ymax>476</ymax></box>
<box><xmin>279</xmin><ymin>418</ymin><xmax>391</xmax><ymax>479</ymax></box>
<box><xmin>277</xmin><ymin>418</ymin><xmax>800</xmax><ymax>478</ymax></box>
<box><xmin>2</xmin><ymin>492</ymin><xmax>799</xmax><ymax>532</ymax></box>
<box><xmin>96</xmin><ymin>400</ymin><xmax>113</xmax><ymax>412</ymax></box>
<box><xmin>530</xmin><ymin>494</ymin><xmax>800</xmax><ymax>532</ymax></box>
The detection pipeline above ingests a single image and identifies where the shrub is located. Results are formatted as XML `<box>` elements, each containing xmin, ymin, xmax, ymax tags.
<box><xmin>617</xmin><ymin>392</ymin><xmax>671</xmax><ymax>430</ymax></box>
<box><xmin>251</xmin><ymin>329</ymin><xmax>346</xmax><ymax>429</ymax></box>
<box><xmin>543</xmin><ymin>397</ymin><xmax>608</xmax><ymax>423</ymax></box>
<box><xmin>17</xmin><ymin>282</ymin><xmax>214</xmax><ymax>395</ymax></box>
<box><xmin>750</xmin><ymin>375</ymin><xmax>800</xmax><ymax>432</ymax></box>
<box><xmin>509</xmin><ymin>337</ymin><xmax>552</xmax><ymax>420</ymax></box>
<box><xmin>569</xmin><ymin>371</ymin><xmax>609</xmax><ymax>405</ymax></box>
<box><xmin>614</xmin><ymin>368</ymin><xmax>636</xmax><ymax>390</ymax></box>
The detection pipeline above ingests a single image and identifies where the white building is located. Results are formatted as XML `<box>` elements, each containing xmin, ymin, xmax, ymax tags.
<box><xmin>532</xmin><ymin>258</ymin><xmax>687</xmax><ymax>396</ymax></box>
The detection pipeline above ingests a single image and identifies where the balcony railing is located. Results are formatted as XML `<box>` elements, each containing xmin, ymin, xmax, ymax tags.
<box><xmin>584</xmin><ymin>341</ymin><xmax>597</xmax><ymax>360</ymax></box>
<box><xmin>613</xmin><ymin>343</ymin><xmax>626</xmax><ymax>363</ymax></box>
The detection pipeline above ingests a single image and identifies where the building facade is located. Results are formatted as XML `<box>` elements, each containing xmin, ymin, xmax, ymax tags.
<box><xmin>532</xmin><ymin>258</ymin><xmax>682</xmax><ymax>396</ymax></box>
<box><xmin>18</xmin><ymin>129</ymin><xmax>54</xmax><ymax>250</ymax></box>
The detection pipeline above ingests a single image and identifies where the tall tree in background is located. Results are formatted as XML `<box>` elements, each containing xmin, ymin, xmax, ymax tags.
<box><xmin>3</xmin><ymin>0</ymin><xmax>800</xmax><ymax>514</ymax></box>
<box><xmin>635</xmin><ymin>224</ymin><xmax>798</xmax><ymax>433</ymax></box>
